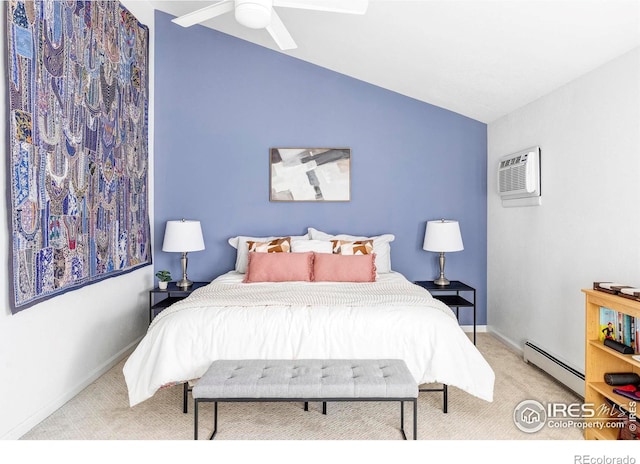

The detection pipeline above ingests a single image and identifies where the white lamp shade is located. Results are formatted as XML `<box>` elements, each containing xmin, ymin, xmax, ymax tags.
<box><xmin>423</xmin><ymin>220</ymin><xmax>464</xmax><ymax>252</ymax></box>
<box><xmin>162</xmin><ymin>220</ymin><xmax>205</xmax><ymax>252</ymax></box>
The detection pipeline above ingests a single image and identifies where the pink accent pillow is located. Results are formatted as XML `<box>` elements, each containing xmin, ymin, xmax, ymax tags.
<box><xmin>243</xmin><ymin>251</ymin><xmax>314</xmax><ymax>283</ymax></box>
<box><xmin>313</xmin><ymin>253</ymin><xmax>377</xmax><ymax>282</ymax></box>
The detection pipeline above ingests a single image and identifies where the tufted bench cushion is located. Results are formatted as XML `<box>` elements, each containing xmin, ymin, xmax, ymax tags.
<box><xmin>193</xmin><ymin>359</ymin><xmax>418</xmax><ymax>440</ymax></box>
<box><xmin>192</xmin><ymin>359</ymin><xmax>418</xmax><ymax>400</ymax></box>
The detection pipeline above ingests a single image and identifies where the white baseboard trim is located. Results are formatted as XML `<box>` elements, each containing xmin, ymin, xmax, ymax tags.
<box><xmin>460</xmin><ymin>324</ymin><xmax>487</xmax><ymax>334</ymax></box>
<box><xmin>2</xmin><ymin>336</ymin><xmax>143</xmax><ymax>440</ymax></box>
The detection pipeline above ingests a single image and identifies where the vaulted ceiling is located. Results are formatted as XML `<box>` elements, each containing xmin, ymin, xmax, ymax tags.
<box><xmin>150</xmin><ymin>0</ymin><xmax>640</xmax><ymax>123</ymax></box>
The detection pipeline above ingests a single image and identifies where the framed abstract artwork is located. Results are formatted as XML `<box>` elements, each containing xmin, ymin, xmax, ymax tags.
<box><xmin>270</xmin><ymin>148</ymin><xmax>351</xmax><ymax>202</ymax></box>
<box><xmin>6</xmin><ymin>1</ymin><xmax>151</xmax><ymax>312</ymax></box>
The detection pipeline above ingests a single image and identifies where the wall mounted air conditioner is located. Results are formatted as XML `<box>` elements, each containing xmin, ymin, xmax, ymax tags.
<box><xmin>498</xmin><ymin>146</ymin><xmax>541</xmax><ymax>207</ymax></box>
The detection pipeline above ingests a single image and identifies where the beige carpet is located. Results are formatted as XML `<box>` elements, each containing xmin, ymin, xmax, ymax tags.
<box><xmin>21</xmin><ymin>334</ymin><xmax>584</xmax><ymax>441</ymax></box>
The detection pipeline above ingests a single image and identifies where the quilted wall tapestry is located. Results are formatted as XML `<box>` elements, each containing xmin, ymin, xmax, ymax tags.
<box><xmin>6</xmin><ymin>1</ymin><xmax>151</xmax><ymax>312</ymax></box>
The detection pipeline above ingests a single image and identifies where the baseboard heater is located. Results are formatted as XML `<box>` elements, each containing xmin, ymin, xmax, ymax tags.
<box><xmin>523</xmin><ymin>341</ymin><xmax>585</xmax><ymax>397</ymax></box>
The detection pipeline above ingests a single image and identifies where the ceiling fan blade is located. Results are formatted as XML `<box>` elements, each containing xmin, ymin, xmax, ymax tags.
<box><xmin>273</xmin><ymin>0</ymin><xmax>369</xmax><ymax>15</ymax></box>
<box><xmin>172</xmin><ymin>0</ymin><xmax>235</xmax><ymax>27</ymax></box>
<box><xmin>266</xmin><ymin>10</ymin><xmax>297</xmax><ymax>50</ymax></box>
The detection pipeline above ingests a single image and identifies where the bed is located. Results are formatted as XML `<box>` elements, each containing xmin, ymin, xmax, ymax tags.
<box><xmin>124</xmin><ymin>274</ymin><xmax>494</xmax><ymax>407</ymax></box>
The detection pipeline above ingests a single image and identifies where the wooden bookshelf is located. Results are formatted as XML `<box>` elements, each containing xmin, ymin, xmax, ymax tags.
<box><xmin>583</xmin><ymin>289</ymin><xmax>640</xmax><ymax>440</ymax></box>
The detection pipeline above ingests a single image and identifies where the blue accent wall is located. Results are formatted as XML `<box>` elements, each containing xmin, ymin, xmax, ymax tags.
<box><xmin>154</xmin><ymin>11</ymin><xmax>488</xmax><ymax>325</ymax></box>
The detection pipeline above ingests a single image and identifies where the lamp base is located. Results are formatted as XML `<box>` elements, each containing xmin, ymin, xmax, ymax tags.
<box><xmin>176</xmin><ymin>278</ymin><xmax>192</xmax><ymax>289</ymax></box>
<box><xmin>434</xmin><ymin>251</ymin><xmax>450</xmax><ymax>286</ymax></box>
<box><xmin>434</xmin><ymin>276</ymin><xmax>450</xmax><ymax>286</ymax></box>
<box><xmin>177</xmin><ymin>252</ymin><xmax>192</xmax><ymax>289</ymax></box>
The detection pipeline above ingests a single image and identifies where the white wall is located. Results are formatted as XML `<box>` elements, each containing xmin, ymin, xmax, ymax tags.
<box><xmin>487</xmin><ymin>47</ymin><xmax>640</xmax><ymax>372</ymax></box>
<box><xmin>0</xmin><ymin>1</ymin><xmax>155</xmax><ymax>439</ymax></box>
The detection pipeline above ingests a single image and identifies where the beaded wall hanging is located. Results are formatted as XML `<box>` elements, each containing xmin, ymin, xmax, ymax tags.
<box><xmin>6</xmin><ymin>1</ymin><xmax>151</xmax><ymax>312</ymax></box>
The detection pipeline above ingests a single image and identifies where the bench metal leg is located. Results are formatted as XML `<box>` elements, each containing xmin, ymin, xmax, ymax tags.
<box><xmin>400</xmin><ymin>401</ymin><xmax>405</xmax><ymax>439</ymax></box>
<box><xmin>304</xmin><ymin>401</ymin><xmax>327</xmax><ymax>414</ymax></box>
<box><xmin>443</xmin><ymin>384</ymin><xmax>448</xmax><ymax>413</ymax></box>
<box><xmin>194</xmin><ymin>399</ymin><xmax>198</xmax><ymax>440</ymax></box>
<box><xmin>210</xmin><ymin>402</ymin><xmax>218</xmax><ymax>440</ymax></box>
<box><xmin>400</xmin><ymin>400</ymin><xmax>418</xmax><ymax>440</ymax></box>
<box><xmin>413</xmin><ymin>399</ymin><xmax>417</xmax><ymax>440</ymax></box>
<box><xmin>194</xmin><ymin>399</ymin><xmax>218</xmax><ymax>440</ymax></box>
<box><xmin>183</xmin><ymin>382</ymin><xmax>189</xmax><ymax>413</ymax></box>
<box><xmin>195</xmin><ymin>398</ymin><xmax>415</xmax><ymax>440</ymax></box>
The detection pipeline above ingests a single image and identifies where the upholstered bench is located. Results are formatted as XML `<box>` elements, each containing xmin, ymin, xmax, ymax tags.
<box><xmin>193</xmin><ymin>359</ymin><xmax>419</xmax><ymax>440</ymax></box>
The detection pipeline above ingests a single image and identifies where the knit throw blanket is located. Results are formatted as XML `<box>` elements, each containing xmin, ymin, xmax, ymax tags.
<box><xmin>150</xmin><ymin>280</ymin><xmax>453</xmax><ymax>328</ymax></box>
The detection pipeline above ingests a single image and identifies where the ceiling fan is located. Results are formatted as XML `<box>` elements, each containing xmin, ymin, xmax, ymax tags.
<box><xmin>172</xmin><ymin>0</ymin><xmax>369</xmax><ymax>50</ymax></box>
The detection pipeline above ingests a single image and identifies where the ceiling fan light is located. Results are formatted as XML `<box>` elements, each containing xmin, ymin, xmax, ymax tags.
<box><xmin>235</xmin><ymin>2</ymin><xmax>272</xmax><ymax>29</ymax></box>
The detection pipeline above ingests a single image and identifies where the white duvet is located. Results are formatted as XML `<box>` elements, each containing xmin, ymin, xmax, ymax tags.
<box><xmin>123</xmin><ymin>272</ymin><xmax>495</xmax><ymax>407</ymax></box>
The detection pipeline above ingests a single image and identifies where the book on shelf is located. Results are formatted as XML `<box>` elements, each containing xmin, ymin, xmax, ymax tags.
<box><xmin>600</xmin><ymin>306</ymin><xmax>617</xmax><ymax>342</ymax></box>
<box><xmin>599</xmin><ymin>306</ymin><xmax>638</xmax><ymax>353</ymax></box>
<box><xmin>618</xmin><ymin>312</ymin><xmax>623</xmax><ymax>343</ymax></box>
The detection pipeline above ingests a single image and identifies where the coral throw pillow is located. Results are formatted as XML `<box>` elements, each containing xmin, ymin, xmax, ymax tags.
<box><xmin>244</xmin><ymin>251</ymin><xmax>313</xmax><ymax>283</ymax></box>
<box><xmin>313</xmin><ymin>253</ymin><xmax>376</xmax><ymax>282</ymax></box>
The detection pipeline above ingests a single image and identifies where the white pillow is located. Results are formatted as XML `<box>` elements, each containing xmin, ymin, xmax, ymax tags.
<box><xmin>291</xmin><ymin>239</ymin><xmax>333</xmax><ymax>254</ymax></box>
<box><xmin>307</xmin><ymin>227</ymin><xmax>395</xmax><ymax>273</ymax></box>
<box><xmin>228</xmin><ymin>234</ymin><xmax>309</xmax><ymax>273</ymax></box>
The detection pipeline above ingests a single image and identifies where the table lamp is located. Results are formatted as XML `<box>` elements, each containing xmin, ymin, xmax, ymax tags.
<box><xmin>423</xmin><ymin>219</ymin><xmax>464</xmax><ymax>286</ymax></box>
<box><xmin>162</xmin><ymin>219</ymin><xmax>205</xmax><ymax>288</ymax></box>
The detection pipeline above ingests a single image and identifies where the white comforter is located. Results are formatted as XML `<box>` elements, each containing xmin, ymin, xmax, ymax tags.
<box><xmin>123</xmin><ymin>272</ymin><xmax>495</xmax><ymax>406</ymax></box>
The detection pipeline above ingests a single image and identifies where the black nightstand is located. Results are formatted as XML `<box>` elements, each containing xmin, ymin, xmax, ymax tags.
<box><xmin>149</xmin><ymin>281</ymin><xmax>208</xmax><ymax>324</ymax></box>
<box><xmin>414</xmin><ymin>280</ymin><xmax>476</xmax><ymax>345</ymax></box>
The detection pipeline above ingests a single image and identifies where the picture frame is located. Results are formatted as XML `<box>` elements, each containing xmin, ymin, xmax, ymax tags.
<box><xmin>270</xmin><ymin>148</ymin><xmax>351</xmax><ymax>202</ymax></box>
